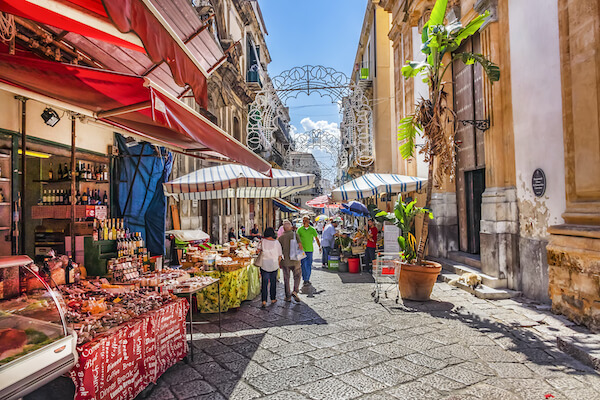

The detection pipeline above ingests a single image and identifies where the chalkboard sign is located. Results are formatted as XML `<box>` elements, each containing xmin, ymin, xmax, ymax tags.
<box><xmin>532</xmin><ymin>168</ymin><xmax>546</xmax><ymax>197</ymax></box>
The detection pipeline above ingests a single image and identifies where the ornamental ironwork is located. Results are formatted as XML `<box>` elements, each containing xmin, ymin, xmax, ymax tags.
<box><xmin>247</xmin><ymin>65</ymin><xmax>374</xmax><ymax>180</ymax></box>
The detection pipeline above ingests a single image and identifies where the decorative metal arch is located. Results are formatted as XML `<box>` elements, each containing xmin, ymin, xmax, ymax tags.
<box><xmin>247</xmin><ymin>65</ymin><xmax>374</xmax><ymax>173</ymax></box>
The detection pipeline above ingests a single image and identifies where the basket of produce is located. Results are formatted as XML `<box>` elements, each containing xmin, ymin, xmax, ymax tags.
<box><xmin>217</xmin><ymin>263</ymin><xmax>242</xmax><ymax>272</ymax></box>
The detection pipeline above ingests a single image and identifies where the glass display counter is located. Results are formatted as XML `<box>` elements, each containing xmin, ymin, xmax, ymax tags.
<box><xmin>0</xmin><ymin>255</ymin><xmax>78</xmax><ymax>400</ymax></box>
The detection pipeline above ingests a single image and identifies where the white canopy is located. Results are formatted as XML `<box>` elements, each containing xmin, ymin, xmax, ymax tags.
<box><xmin>331</xmin><ymin>173</ymin><xmax>427</xmax><ymax>201</ymax></box>
<box><xmin>163</xmin><ymin>164</ymin><xmax>315</xmax><ymax>200</ymax></box>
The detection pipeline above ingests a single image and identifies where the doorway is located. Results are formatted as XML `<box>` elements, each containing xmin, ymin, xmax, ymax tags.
<box><xmin>465</xmin><ymin>168</ymin><xmax>485</xmax><ymax>254</ymax></box>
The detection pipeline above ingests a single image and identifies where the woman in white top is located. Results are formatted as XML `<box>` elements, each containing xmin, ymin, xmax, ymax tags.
<box><xmin>258</xmin><ymin>227</ymin><xmax>283</xmax><ymax>307</ymax></box>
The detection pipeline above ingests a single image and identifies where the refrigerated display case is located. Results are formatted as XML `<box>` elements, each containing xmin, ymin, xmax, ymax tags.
<box><xmin>0</xmin><ymin>255</ymin><xmax>77</xmax><ymax>400</ymax></box>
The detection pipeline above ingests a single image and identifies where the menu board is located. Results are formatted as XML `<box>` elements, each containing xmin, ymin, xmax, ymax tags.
<box><xmin>383</xmin><ymin>222</ymin><xmax>401</xmax><ymax>256</ymax></box>
<box><xmin>70</xmin><ymin>298</ymin><xmax>189</xmax><ymax>400</ymax></box>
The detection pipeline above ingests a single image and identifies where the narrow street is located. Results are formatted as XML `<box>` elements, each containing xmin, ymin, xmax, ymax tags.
<box><xmin>146</xmin><ymin>263</ymin><xmax>600</xmax><ymax>400</ymax></box>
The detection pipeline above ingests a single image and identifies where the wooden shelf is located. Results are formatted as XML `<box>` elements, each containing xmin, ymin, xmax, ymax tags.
<box><xmin>0</xmin><ymin>202</ymin><xmax>9</xmax><ymax>206</ymax></box>
<box><xmin>0</xmin><ymin>226</ymin><xmax>9</xmax><ymax>230</ymax></box>
<box><xmin>0</xmin><ymin>177</ymin><xmax>9</xmax><ymax>182</ymax></box>
<box><xmin>34</xmin><ymin>179</ymin><xmax>109</xmax><ymax>184</ymax></box>
<box><xmin>0</xmin><ymin>153</ymin><xmax>9</xmax><ymax>159</ymax></box>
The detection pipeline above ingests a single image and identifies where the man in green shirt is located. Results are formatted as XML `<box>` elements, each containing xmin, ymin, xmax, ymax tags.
<box><xmin>297</xmin><ymin>216</ymin><xmax>320</xmax><ymax>286</ymax></box>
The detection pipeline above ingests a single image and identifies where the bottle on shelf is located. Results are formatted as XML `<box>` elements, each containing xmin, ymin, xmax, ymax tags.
<box><xmin>92</xmin><ymin>219</ymin><xmax>98</xmax><ymax>241</ymax></box>
<box><xmin>103</xmin><ymin>219</ymin><xmax>109</xmax><ymax>241</ymax></box>
<box><xmin>58</xmin><ymin>163</ymin><xmax>63</xmax><ymax>180</ymax></box>
<box><xmin>42</xmin><ymin>190</ymin><xmax>47</xmax><ymax>205</ymax></box>
<box><xmin>66</xmin><ymin>163</ymin><xmax>71</xmax><ymax>179</ymax></box>
<box><xmin>0</xmin><ymin>188</ymin><xmax>4</xmax><ymax>202</ymax></box>
<box><xmin>103</xmin><ymin>164</ymin><xmax>108</xmax><ymax>181</ymax></box>
<box><xmin>48</xmin><ymin>163</ymin><xmax>54</xmax><ymax>181</ymax></box>
<box><xmin>111</xmin><ymin>219</ymin><xmax>117</xmax><ymax>241</ymax></box>
<box><xmin>102</xmin><ymin>191</ymin><xmax>108</xmax><ymax>206</ymax></box>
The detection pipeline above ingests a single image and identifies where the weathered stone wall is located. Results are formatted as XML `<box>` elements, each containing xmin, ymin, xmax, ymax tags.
<box><xmin>547</xmin><ymin>227</ymin><xmax>600</xmax><ymax>332</ymax></box>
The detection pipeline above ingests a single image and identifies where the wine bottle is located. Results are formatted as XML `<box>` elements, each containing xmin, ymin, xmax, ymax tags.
<box><xmin>58</xmin><ymin>163</ymin><xmax>63</xmax><ymax>180</ymax></box>
<box><xmin>48</xmin><ymin>163</ymin><xmax>54</xmax><ymax>181</ymax></box>
<box><xmin>92</xmin><ymin>219</ymin><xmax>98</xmax><ymax>241</ymax></box>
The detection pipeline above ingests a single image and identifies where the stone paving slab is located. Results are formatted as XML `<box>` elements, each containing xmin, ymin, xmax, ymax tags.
<box><xmin>25</xmin><ymin>264</ymin><xmax>600</xmax><ymax>400</ymax></box>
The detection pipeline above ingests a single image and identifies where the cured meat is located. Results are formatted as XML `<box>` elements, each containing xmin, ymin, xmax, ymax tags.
<box><xmin>0</xmin><ymin>328</ymin><xmax>27</xmax><ymax>360</ymax></box>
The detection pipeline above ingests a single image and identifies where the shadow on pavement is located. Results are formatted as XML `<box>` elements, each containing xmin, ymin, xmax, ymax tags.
<box><xmin>382</xmin><ymin>295</ymin><xmax>599</xmax><ymax>379</ymax></box>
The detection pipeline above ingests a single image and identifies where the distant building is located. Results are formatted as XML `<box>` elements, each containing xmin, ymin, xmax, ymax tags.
<box><xmin>288</xmin><ymin>152</ymin><xmax>322</xmax><ymax>208</ymax></box>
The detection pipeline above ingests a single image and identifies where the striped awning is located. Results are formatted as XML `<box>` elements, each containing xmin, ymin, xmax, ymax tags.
<box><xmin>331</xmin><ymin>173</ymin><xmax>427</xmax><ymax>201</ymax></box>
<box><xmin>164</xmin><ymin>164</ymin><xmax>315</xmax><ymax>200</ymax></box>
<box><xmin>273</xmin><ymin>198</ymin><xmax>302</xmax><ymax>213</ymax></box>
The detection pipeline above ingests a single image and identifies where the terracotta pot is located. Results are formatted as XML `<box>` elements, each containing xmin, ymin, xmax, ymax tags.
<box><xmin>398</xmin><ymin>260</ymin><xmax>442</xmax><ymax>301</ymax></box>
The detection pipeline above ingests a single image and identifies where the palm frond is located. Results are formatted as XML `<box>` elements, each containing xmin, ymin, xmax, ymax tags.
<box><xmin>458</xmin><ymin>52</ymin><xmax>500</xmax><ymax>83</ymax></box>
<box><xmin>397</xmin><ymin>114</ymin><xmax>420</xmax><ymax>160</ymax></box>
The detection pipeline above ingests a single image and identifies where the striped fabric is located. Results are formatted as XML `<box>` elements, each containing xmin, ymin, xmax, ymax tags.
<box><xmin>163</xmin><ymin>164</ymin><xmax>315</xmax><ymax>200</ymax></box>
<box><xmin>330</xmin><ymin>173</ymin><xmax>427</xmax><ymax>201</ymax></box>
<box><xmin>273</xmin><ymin>198</ymin><xmax>302</xmax><ymax>213</ymax></box>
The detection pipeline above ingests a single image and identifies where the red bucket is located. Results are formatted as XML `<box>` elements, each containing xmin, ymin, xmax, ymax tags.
<box><xmin>348</xmin><ymin>257</ymin><xmax>360</xmax><ymax>273</ymax></box>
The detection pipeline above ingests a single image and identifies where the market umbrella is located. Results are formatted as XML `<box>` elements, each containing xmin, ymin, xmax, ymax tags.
<box><xmin>342</xmin><ymin>201</ymin><xmax>370</xmax><ymax>217</ymax></box>
<box><xmin>306</xmin><ymin>194</ymin><xmax>340</xmax><ymax>209</ymax></box>
<box><xmin>164</xmin><ymin>164</ymin><xmax>315</xmax><ymax>200</ymax></box>
<box><xmin>331</xmin><ymin>173</ymin><xmax>427</xmax><ymax>201</ymax></box>
<box><xmin>164</xmin><ymin>164</ymin><xmax>315</xmax><ymax>239</ymax></box>
<box><xmin>315</xmin><ymin>215</ymin><xmax>329</xmax><ymax>222</ymax></box>
<box><xmin>339</xmin><ymin>207</ymin><xmax>366</xmax><ymax>218</ymax></box>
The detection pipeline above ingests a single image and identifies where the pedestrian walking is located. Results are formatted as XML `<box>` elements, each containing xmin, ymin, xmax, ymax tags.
<box><xmin>321</xmin><ymin>217</ymin><xmax>340</xmax><ymax>268</ymax></box>
<box><xmin>257</xmin><ymin>227</ymin><xmax>282</xmax><ymax>308</ymax></box>
<box><xmin>365</xmin><ymin>218</ymin><xmax>378</xmax><ymax>273</ymax></box>
<box><xmin>297</xmin><ymin>216</ymin><xmax>320</xmax><ymax>286</ymax></box>
<box><xmin>278</xmin><ymin>220</ymin><xmax>303</xmax><ymax>302</ymax></box>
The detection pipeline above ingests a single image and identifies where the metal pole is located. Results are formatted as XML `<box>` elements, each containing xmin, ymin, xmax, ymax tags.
<box><xmin>18</xmin><ymin>97</ymin><xmax>26</xmax><ymax>255</ymax></box>
<box><xmin>234</xmin><ymin>189</ymin><xmax>238</xmax><ymax>240</ymax></box>
<box><xmin>71</xmin><ymin>116</ymin><xmax>76</xmax><ymax>259</ymax></box>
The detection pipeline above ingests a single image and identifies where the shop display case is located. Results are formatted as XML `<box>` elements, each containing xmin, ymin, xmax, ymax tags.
<box><xmin>0</xmin><ymin>255</ymin><xmax>77</xmax><ymax>400</ymax></box>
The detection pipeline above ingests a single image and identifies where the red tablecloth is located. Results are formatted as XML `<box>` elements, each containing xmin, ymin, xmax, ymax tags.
<box><xmin>70</xmin><ymin>298</ymin><xmax>189</xmax><ymax>400</ymax></box>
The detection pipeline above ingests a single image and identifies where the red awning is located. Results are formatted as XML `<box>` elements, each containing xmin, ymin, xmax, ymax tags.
<box><xmin>0</xmin><ymin>0</ymin><xmax>210</xmax><ymax>109</ymax></box>
<box><xmin>0</xmin><ymin>54</ymin><xmax>271</xmax><ymax>176</ymax></box>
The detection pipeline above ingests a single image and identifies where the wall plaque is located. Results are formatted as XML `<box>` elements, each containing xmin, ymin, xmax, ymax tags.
<box><xmin>532</xmin><ymin>168</ymin><xmax>546</xmax><ymax>197</ymax></box>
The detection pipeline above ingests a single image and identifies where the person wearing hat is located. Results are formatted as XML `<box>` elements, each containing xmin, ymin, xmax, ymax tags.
<box><xmin>321</xmin><ymin>217</ymin><xmax>340</xmax><ymax>268</ymax></box>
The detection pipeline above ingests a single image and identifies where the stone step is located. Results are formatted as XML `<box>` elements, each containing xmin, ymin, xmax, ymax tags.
<box><xmin>557</xmin><ymin>335</ymin><xmax>600</xmax><ymax>372</ymax></box>
<box><xmin>439</xmin><ymin>272</ymin><xmax>521</xmax><ymax>300</ymax></box>
<box><xmin>430</xmin><ymin>256</ymin><xmax>507</xmax><ymax>289</ymax></box>
<box><xmin>447</xmin><ymin>251</ymin><xmax>482</xmax><ymax>269</ymax></box>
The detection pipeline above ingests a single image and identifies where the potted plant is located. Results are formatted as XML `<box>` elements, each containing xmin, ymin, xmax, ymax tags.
<box><xmin>395</xmin><ymin>0</ymin><xmax>500</xmax><ymax>297</ymax></box>
<box><xmin>372</xmin><ymin>200</ymin><xmax>439</xmax><ymax>300</ymax></box>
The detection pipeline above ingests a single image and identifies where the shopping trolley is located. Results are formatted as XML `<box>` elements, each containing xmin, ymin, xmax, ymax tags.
<box><xmin>370</xmin><ymin>252</ymin><xmax>401</xmax><ymax>303</ymax></box>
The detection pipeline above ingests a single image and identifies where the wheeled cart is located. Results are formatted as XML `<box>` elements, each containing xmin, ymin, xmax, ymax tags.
<box><xmin>371</xmin><ymin>252</ymin><xmax>401</xmax><ymax>303</ymax></box>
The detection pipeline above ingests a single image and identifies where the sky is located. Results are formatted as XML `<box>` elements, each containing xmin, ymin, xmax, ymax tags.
<box><xmin>258</xmin><ymin>0</ymin><xmax>368</xmax><ymax>182</ymax></box>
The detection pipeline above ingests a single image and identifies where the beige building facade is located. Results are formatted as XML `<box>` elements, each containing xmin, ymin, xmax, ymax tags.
<box><xmin>378</xmin><ymin>0</ymin><xmax>599</xmax><ymax>331</ymax></box>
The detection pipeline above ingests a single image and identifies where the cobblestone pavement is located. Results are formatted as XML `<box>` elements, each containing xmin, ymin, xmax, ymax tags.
<box><xmin>143</xmin><ymin>266</ymin><xmax>600</xmax><ymax>400</ymax></box>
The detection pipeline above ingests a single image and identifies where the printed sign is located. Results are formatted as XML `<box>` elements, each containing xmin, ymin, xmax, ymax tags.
<box><xmin>383</xmin><ymin>222</ymin><xmax>401</xmax><ymax>256</ymax></box>
<box><xmin>532</xmin><ymin>168</ymin><xmax>546</xmax><ymax>197</ymax></box>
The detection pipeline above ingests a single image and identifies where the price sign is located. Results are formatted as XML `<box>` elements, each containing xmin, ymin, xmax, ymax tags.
<box><xmin>95</xmin><ymin>206</ymin><xmax>107</xmax><ymax>220</ymax></box>
<box><xmin>85</xmin><ymin>205</ymin><xmax>95</xmax><ymax>218</ymax></box>
<box><xmin>532</xmin><ymin>168</ymin><xmax>546</xmax><ymax>197</ymax></box>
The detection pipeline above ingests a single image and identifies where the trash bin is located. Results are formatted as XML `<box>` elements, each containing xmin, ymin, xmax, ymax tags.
<box><xmin>328</xmin><ymin>255</ymin><xmax>340</xmax><ymax>271</ymax></box>
<box><xmin>338</xmin><ymin>260</ymin><xmax>349</xmax><ymax>272</ymax></box>
<box><xmin>348</xmin><ymin>257</ymin><xmax>360</xmax><ymax>273</ymax></box>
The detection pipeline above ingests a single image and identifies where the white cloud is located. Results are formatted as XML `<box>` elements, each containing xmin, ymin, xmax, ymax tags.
<box><xmin>290</xmin><ymin>117</ymin><xmax>340</xmax><ymax>140</ymax></box>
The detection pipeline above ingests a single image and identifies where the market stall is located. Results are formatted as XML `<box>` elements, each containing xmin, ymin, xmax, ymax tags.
<box><xmin>330</xmin><ymin>173</ymin><xmax>427</xmax><ymax>201</ymax></box>
<box><xmin>175</xmin><ymin>241</ymin><xmax>261</xmax><ymax>313</ymax></box>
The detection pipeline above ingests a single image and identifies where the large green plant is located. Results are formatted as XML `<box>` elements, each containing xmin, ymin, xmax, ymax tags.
<box><xmin>398</xmin><ymin>0</ymin><xmax>499</xmax><ymax>264</ymax></box>
<box><xmin>370</xmin><ymin>200</ymin><xmax>432</xmax><ymax>263</ymax></box>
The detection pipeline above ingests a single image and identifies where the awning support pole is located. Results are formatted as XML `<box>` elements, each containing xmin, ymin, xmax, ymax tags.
<box><xmin>70</xmin><ymin>115</ymin><xmax>76</xmax><ymax>259</ymax></box>
<box><xmin>17</xmin><ymin>96</ymin><xmax>27</xmax><ymax>255</ymax></box>
<box><xmin>96</xmin><ymin>101</ymin><xmax>152</xmax><ymax>119</ymax></box>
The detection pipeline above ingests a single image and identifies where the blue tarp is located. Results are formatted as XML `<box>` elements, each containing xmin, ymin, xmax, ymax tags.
<box><xmin>115</xmin><ymin>134</ymin><xmax>172</xmax><ymax>255</ymax></box>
